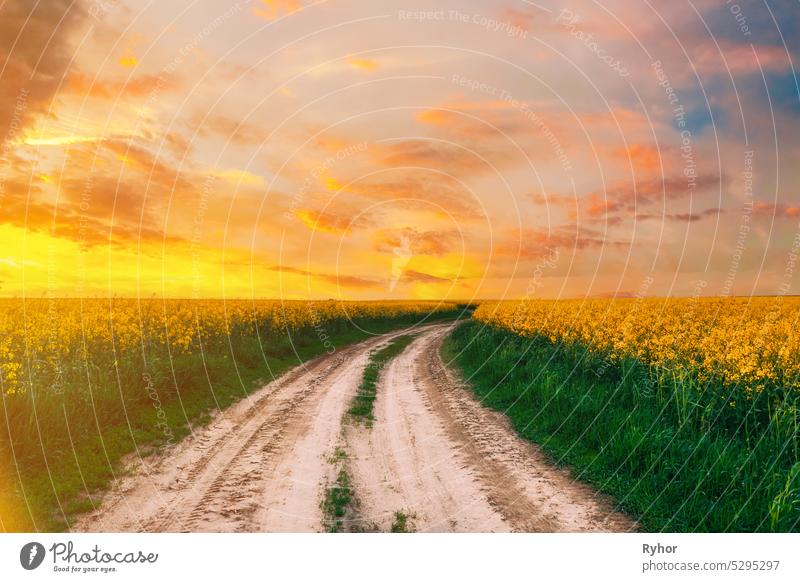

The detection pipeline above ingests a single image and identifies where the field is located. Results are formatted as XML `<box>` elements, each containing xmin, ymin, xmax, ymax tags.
<box><xmin>4</xmin><ymin>295</ymin><xmax>797</xmax><ymax>533</ymax></box>
<box><xmin>0</xmin><ymin>298</ymin><xmax>460</xmax><ymax>532</ymax></box>
<box><xmin>444</xmin><ymin>297</ymin><xmax>800</xmax><ymax>531</ymax></box>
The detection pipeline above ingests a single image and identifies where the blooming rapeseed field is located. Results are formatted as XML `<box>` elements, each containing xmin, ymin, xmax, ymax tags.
<box><xmin>445</xmin><ymin>296</ymin><xmax>800</xmax><ymax>531</ymax></box>
<box><xmin>0</xmin><ymin>298</ymin><xmax>458</xmax><ymax>531</ymax></box>
<box><xmin>473</xmin><ymin>297</ymin><xmax>800</xmax><ymax>391</ymax></box>
<box><xmin>0</xmin><ymin>298</ymin><xmax>456</xmax><ymax>395</ymax></box>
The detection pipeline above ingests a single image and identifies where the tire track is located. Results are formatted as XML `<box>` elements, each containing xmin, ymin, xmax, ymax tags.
<box><xmin>74</xmin><ymin>323</ymin><xmax>634</xmax><ymax>533</ymax></box>
<box><xmin>347</xmin><ymin>325</ymin><xmax>636</xmax><ymax>532</ymax></box>
<box><xmin>72</xmin><ymin>329</ymin><xmax>410</xmax><ymax>532</ymax></box>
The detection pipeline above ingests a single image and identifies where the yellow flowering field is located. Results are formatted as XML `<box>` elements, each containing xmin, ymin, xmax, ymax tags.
<box><xmin>0</xmin><ymin>298</ymin><xmax>456</xmax><ymax>396</ymax></box>
<box><xmin>449</xmin><ymin>297</ymin><xmax>800</xmax><ymax>531</ymax></box>
<box><xmin>473</xmin><ymin>297</ymin><xmax>800</xmax><ymax>391</ymax></box>
<box><xmin>0</xmin><ymin>298</ymin><xmax>458</xmax><ymax>530</ymax></box>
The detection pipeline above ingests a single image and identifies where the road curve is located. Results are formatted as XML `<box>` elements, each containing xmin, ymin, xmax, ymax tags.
<box><xmin>73</xmin><ymin>323</ymin><xmax>634</xmax><ymax>532</ymax></box>
<box><xmin>345</xmin><ymin>325</ymin><xmax>634</xmax><ymax>532</ymax></box>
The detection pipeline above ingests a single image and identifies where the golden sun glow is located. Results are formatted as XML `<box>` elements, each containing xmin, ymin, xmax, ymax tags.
<box><xmin>0</xmin><ymin>0</ymin><xmax>795</xmax><ymax>302</ymax></box>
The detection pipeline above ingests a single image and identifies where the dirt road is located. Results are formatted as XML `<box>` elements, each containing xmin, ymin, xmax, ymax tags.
<box><xmin>74</xmin><ymin>324</ymin><xmax>634</xmax><ymax>533</ymax></box>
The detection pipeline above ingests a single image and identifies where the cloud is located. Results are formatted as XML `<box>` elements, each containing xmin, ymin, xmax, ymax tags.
<box><xmin>267</xmin><ymin>265</ymin><xmax>380</xmax><ymax>289</ymax></box>
<box><xmin>691</xmin><ymin>40</ymin><xmax>792</xmax><ymax>77</ymax></box>
<box><xmin>294</xmin><ymin>207</ymin><xmax>372</xmax><ymax>235</ymax></box>
<box><xmin>102</xmin><ymin>139</ymin><xmax>192</xmax><ymax>191</ymax></box>
<box><xmin>402</xmin><ymin>270</ymin><xmax>450</xmax><ymax>283</ymax></box>
<box><xmin>636</xmin><ymin>207</ymin><xmax>723</xmax><ymax>222</ymax></box>
<box><xmin>189</xmin><ymin>113</ymin><xmax>270</xmax><ymax>145</ymax></box>
<box><xmin>345</xmin><ymin>174</ymin><xmax>483</xmax><ymax>220</ymax></box>
<box><xmin>64</xmin><ymin>71</ymin><xmax>182</xmax><ymax>100</ymax></box>
<box><xmin>347</xmin><ymin>58</ymin><xmax>379</xmax><ymax>71</ymax></box>
<box><xmin>0</xmin><ymin>0</ymin><xmax>86</xmax><ymax>143</ymax></box>
<box><xmin>497</xmin><ymin>226</ymin><xmax>629</xmax><ymax>261</ymax></box>
<box><xmin>612</xmin><ymin>144</ymin><xmax>665</xmax><ymax>174</ymax></box>
<box><xmin>753</xmin><ymin>201</ymin><xmax>800</xmax><ymax>219</ymax></box>
<box><xmin>584</xmin><ymin>173</ymin><xmax>721</xmax><ymax>218</ymax></box>
<box><xmin>0</xmin><ymin>179</ymin><xmax>179</xmax><ymax>249</ymax></box>
<box><xmin>253</xmin><ymin>0</ymin><xmax>302</xmax><ymax>21</ymax></box>
<box><xmin>372</xmin><ymin>140</ymin><xmax>489</xmax><ymax>175</ymax></box>
<box><xmin>373</xmin><ymin>227</ymin><xmax>461</xmax><ymax>256</ymax></box>
<box><xmin>415</xmin><ymin>105</ymin><xmax>533</xmax><ymax>140</ymax></box>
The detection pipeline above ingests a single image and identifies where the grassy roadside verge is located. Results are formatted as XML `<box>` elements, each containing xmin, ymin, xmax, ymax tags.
<box><xmin>1</xmin><ymin>314</ymin><xmax>456</xmax><ymax>532</ymax></box>
<box><xmin>348</xmin><ymin>334</ymin><xmax>416</xmax><ymax>425</ymax></box>
<box><xmin>443</xmin><ymin>321</ymin><xmax>800</xmax><ymax>532</ymax></box>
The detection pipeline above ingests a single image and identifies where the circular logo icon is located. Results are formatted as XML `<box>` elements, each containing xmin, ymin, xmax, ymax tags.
<box><xmin>20</xmin><ymin>542</ymin><xmax>46</xmax><ymax>570</ymax></box>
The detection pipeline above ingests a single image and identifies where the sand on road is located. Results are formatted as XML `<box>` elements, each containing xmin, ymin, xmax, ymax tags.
<box><xmin>74</xmin><ymin>324</ymin><xmax>633</xmax><ymax>532</ymax></box>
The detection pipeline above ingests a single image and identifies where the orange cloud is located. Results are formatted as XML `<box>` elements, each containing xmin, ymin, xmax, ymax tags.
<box><xmin>102</xmin><ymin>140</ymin><xmax>192</xmax><ymax>191</ymax></box>
<box><xmin>582</xmin><ymin>173</ymin><xmax>721</xmax><ymax>219</ymax></box>
<box><xmin>753</xmin><ymin>202</ymin><xmax>800</xmax><ymax>219</ymax></box>
<box><xmin>0</xmin><ymin>0</ymin><xmax>85</xmax><ymax>144</ymax></box>
<box><xmin>374</xmin><ymin>227</ymin><xmax>461</xmax><ymax>256</ymax></box>
<box><xmin>372</xmin><ymin>140</ymin><xmax>489</xmax><ymax>174</ymax></box>
<box><xmin>402</xmin><ymin>270</ymin><xmax>450</xmax><ymax>283</ymax></box>
<box><xmin>345</xmin><ymin>174</ymin><xmax>483</xmax><ymax>220</ymax></box>
<box><xmin>414</xmin><ymin>107</ymin><xmax>521</xmax><ymax>138</ymax></box>
<box><xmin>0</xmin><ymin>180</ymin><xmax>179</xmax><ymax>250</ymax></box>
<box><xmin>190</xmin><ymin>113</ymin><xmax>270</xmax><ymax>145</ymax></box>
<box><xmin>118</xmin><ymin>34</ymin><xmax>144</xmax><ymax>69</ymax></box>
<box><xmin>254</xmin><ymin>0</ymin><xmax>302</xmax><ymax>20</ymax></box>
<box><xmin>119</xmin><ymin>55</ymin><xmax>138</xmax><ymax>68</ymax></box>
<box><xmin>267</xmin><ymin>265</ymin><xmax>380</xmax><ymax>289</ymax></box>
<box><xmin>348</xmin><ymin>58</ymin><xmax>379</xmax><ymax>71</ymax></box>
<box><xmin>613</xmin><ymin>144</ymin><xmax>664</xmax><ymax>174</ymax></box>
<box><xmin>498</xmin><ymin>226</ymin><xmax>629</xmax><ymax>261</ymax></box>
<box><xmin>636</xmin><ymin>208</ymin><xmax>723</xmax><ymax>222</ymax></box>
<box><xmin>692</xmin><ymin>40</ymin><xmax>791</xmax><ymax>76</ymax></box>
<box><xmin>295</xmin><ymin>208</ymin><xmax>370</xmax><ymax>235</ymax></box>
<box><xmin>65</xmin><ymin>71</ymin><xmax>182</xmax><ymax>100</ymax></box>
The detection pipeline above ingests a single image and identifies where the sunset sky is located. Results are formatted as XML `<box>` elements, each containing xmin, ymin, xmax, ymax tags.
<box><xmin>0</xmin><ymin>0</ymin><xmax>798</xmax><ymax>300</ymax></box>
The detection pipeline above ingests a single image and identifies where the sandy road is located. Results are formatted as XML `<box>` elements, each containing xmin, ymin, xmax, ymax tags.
<box><xmin>74</xmin><ymin>324</ymin><xmax>633</xmax><ymax>533</ymax></box>
<box><xmin>345</xmin><ymin>325</ymin><xmax>634</xmax><ymax>532</ymax></box>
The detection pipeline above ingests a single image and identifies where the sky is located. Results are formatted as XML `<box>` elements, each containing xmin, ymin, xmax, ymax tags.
<box><xmin>0</xmin><ymin>0</ymin><xmax>798</xmax><ymax>300</ymax></box>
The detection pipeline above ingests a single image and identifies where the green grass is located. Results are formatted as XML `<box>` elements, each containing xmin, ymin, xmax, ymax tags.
<box><xmin>323</xmin><ymin>468</ymin><xmax>355</xmax><ymax>533</ymax></box>
<box><xmin>322</xmin><ymin>447</ymin><xmax>359</xmax><ymax>533</ymax></box>
<box><xmin>443</xmin><ymin>321</ymin><xmax>800</xmax><ymax>532</ymax></box>
<box><xmin>390</xmin><ymin>510</ymin><xmax>416</xmax><ymax>533</ymax></box>
<box><xmin>348</xmin><ymin>334</ymin><xmax>416</xmax><ymax>425</ymax></box>
<box><xmin>0</xmin><ymin>313</ymin><xmax>459</xmax><ymax>532</ymax></box>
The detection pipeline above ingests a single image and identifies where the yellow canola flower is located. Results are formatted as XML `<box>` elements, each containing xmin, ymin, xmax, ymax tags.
<box><xmin>0</xmin><ymin>298</ymin><xmax>457</xmax><ymax>395</ymax></box>
<box><xmin>474</xmin><ymin>297</ymin><xmax>800</xmax><ymax>392</ymax></box>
